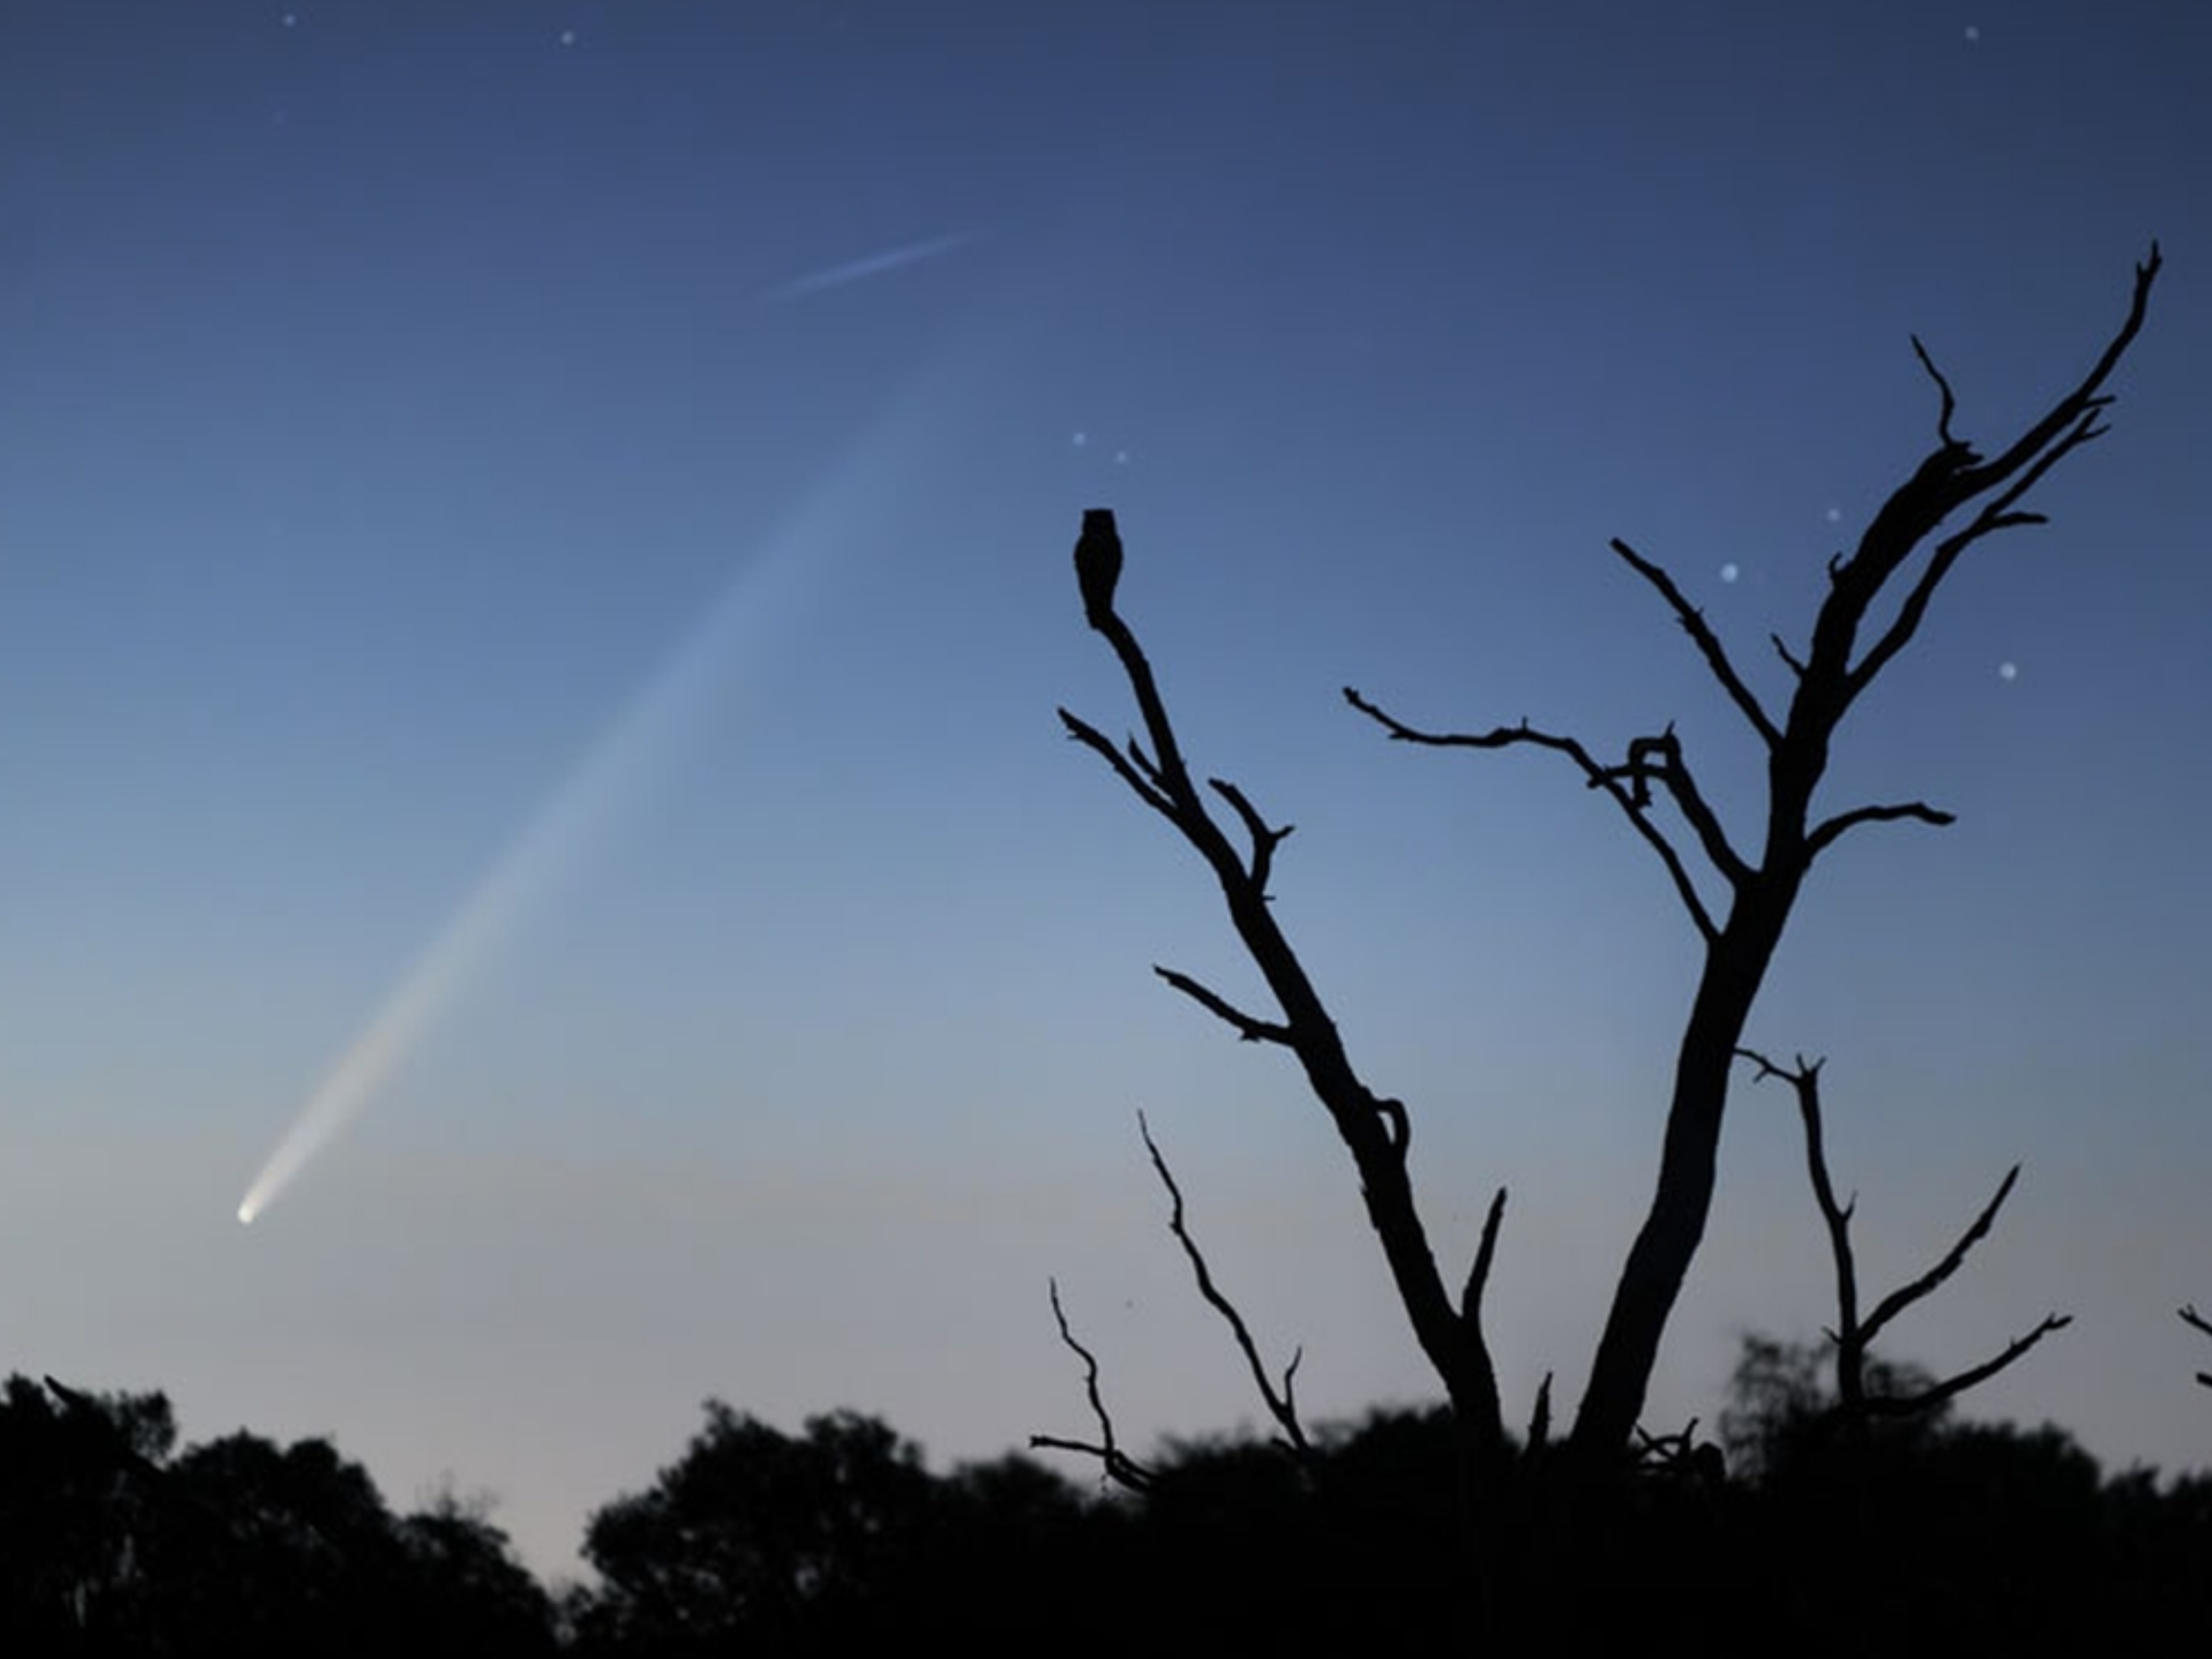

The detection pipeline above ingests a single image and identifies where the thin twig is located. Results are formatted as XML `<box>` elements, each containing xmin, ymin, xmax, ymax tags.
<box><xmin>1738</xmin><ymin>1049</ymin><xmax>1863</xmax><ymax>1402</ymax></box>
<box><xmin>2180</xmin><ymin>1304</ymin><xmax>2212</xmax><ymax>1390</ymax></box>
<box><xmin>1642</xmin><ymin>730</ymin><xmax>1754</xmax><ymax>889</ymax></box>
<box><xmin>1207</xmin><ymin>776</ymin><xmax>1293</xmax><ymax>897</ymax></box>
<box><xmin>1343</xmin><ymin>689</ymin><xmax>1721</xmax><ymax>943</ymax></box>
<box><xmin>1609</xmin><ymin>538</ymin><xmax>1781</xmax><ymax>748</ymax></box>
<box><xmin>1911</xmin><ymin>334</ymin><xmax>1960</xmax><ymax>448</ymax></box>
<box><xmin>1153</xmin><ymin>966</ymin><xmax>1292</xmax><ymax>1045</ymax></box>
<box><xmin>1858</xmin><ymin>1314</ymin><xmax>2073</xmax><ymax>1417</ymax></box>
<box><xmin>1459</xmin><ymin>1187</ymin><xmax>1510</xmax><ymax>1326</ymax></box>
<box><xmin>1526</xmin><ymin>1373</ymin><xmax>1553</xmax><ymax>1453</ymax></box>
<box><xmin>1140</xmin><ymin>1112</ymin><xmax>1310</xmax><ymax>1455</ymax></box>
<box><xmin>1060</xmin><ymin>709</ymin><xmax>1176</xmax><ymax>821</ymax></box>
<box><xmin>1030</xmin><ymin>1278</ymin><xmax>1155</xmax><ymax>1490</ymax></box>
<box><xmin>1858</xmin><ymin>1165</ymin><xmax>2023</xmax><ymax>1344</ymax></box>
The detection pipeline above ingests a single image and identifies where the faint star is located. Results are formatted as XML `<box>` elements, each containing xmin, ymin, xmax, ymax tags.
<box><xmin>281</xmin><ymin>10</ymin><xmax>297</xmax><ymax>25</ymax></box>
<box><xmin>1113</xmin><ymin>449</ymin><xmax>1130</xmax><ymax>466</ymax></box>
<box><xmin>1824</xmin><ymin>505</ymin><xmax>1842</xmax><ymax>523</ymax></box>
<box><xmin>1719</xmin><ymin>562</ymin><xmax>1739</xmax><ymax>583</ymax></box>
<box><xmin>559</xmin><ymin>28</ymin><xmax>577</xmax><ymax>46</ymax></box>
<box><xmin>1997</xmin><ymin>660</ymin><xmax>2018</xmax><ymax>681</ymax></box>
<box><xmin>1964</xmin><ymin>24</ymin><xmax>1980</xmax><ymax>43</ymax></box>
<box><xmin>1071</xmin><ymin>431</ymin><xmax>1088</xmax><ymax>448</ymax></box>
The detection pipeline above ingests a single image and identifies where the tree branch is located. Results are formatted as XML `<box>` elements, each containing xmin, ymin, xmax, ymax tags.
<box><xmin>1911</xmin><ymin>333</ymin><xmax>1960</xmax><ymax>448</ymax></box>
<box><xmin>2181</xmin><ymin>1303</ymin><xmax>2212</xmax><ymax>1390</ymax></box>
<box><xmin>1960</xmin><ymin>242</ymin><xmax>2159</xmax><ymax>495</ymax></box>
<box><xmin>1805</xmin><ymin>799</ymin><xmax>1958</xmax><ymax>860</ymax></box>
<box><xmin>1153</xmin><ymin>966</ymin><xmax>1293</xmax><ymax>1046</ymax></box>
<box><xmin>1065</xmin><ymin>514</ymin><xmax>1506</xmax><ymax>1454</ymax></box>
<box><xmin>1127</xmin><ymin>734</ymin><xmax>1169</xmax><ymax>794</ymax></box>
<box><xmin>1856</xmin><ymin>1313</ymin><xmax>2074</xmax><ymax>1419</ymax></box>
<box><xmin>1643</xmin><ymin>729</ymin><xmax>1755</xmax><ymax>890</ymax></box>
<box><xmin>1739</xmin><ymin>1048</ymin><xmax>2068</xmax><ymax>1424</ymax></box>
<box><xmin>1207</xmin><ymin>776</ymin><xmax>1293</xmax><ymax>898</ymax></box>
<box><xmin>1139</xmin><ymin>1112</ymin><xmax>1310</xmax><ymax>1457</ymax></box>
<box><xmin>1827</xmin><ymin>243</ymin><xmax>2161</xmax><ymax>711</ymax></box>
<box><xmin>1738</xmin><ymin>1049</ymin><xmax>1863</xmax><ymax>1399</ymax></box>
<box><xmin>1343</xmin><ymin>689</ymin><xmax>1723</xmax><ymax>943</ymax></box>
<box><xmin>1459</xmin><ymin>1187</ymin><xmax>1509</xmax><ymax>1326</ymax></box>
<box><xmin>1858</xmin><ymin>1164</ymin><xmax>2023</xmax><ymax>1345</ymax></box>
<box><xmin>1060</xmin><ymin>709</ymin><xmax>1176</xmax><ymax>821</ymax></box>
<box><xmin>1843</xmin><ymin>413</ymin><xmax>2102</xmax><ymax>702</ymax></box>
<box><xmin>1609</xmin><ymin>538</ymin><xmax>1781</xmax><ymax>748</ymax></box>
<box><xmin>1030</xmin><ymin>1278</ymin><xmax>1155</xmax><ymax>1490</ymax></box>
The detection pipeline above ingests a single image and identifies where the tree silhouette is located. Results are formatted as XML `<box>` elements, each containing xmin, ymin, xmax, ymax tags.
<box><xmin>1717</xmin><ymin>1332</ymin><xmax>1947</xmax><ymax>1484</ymax></box>
<box><xmin>0</xmin><ymin>1374</ymin><xmax>554</xmax><ymax>1655</ymax></box>
<box><xmin>393</xmin><ymin>1493</ymin><xmax>561</xmax><ymax>1657</ymax></box>
<box><xmin>1053</xmin><ymin>248</ymin><xmax>2161</xmax><ymax>1611</ymax></box>
<box><xmin>569</xmin><ymin>1402</ymin><xmax>1112</xmax><ymax>1654</ymax></box>
<box><xmin>1738</xmin><ymin>1050</ymin><xmax>2068</xmax><ymax>1427</ymax></box>
<box><xmin>2</xmin><ymin>1369</ymin><xmax>2201</xmax><ymax>1649</ymax></box>
<box><xmin>571</xmin><ymin>1405</ymin><xmax>941</xmax><ymax>1653</ymax></box>
<box><xmin>160</xmin><ymin>1428</ymin><xmax>554</xmax><ymax>1656</ymax></box>
<box><xmin>0</xmin><ymin>1374</ymin><xmax>178</xmax><ymax>1646</ymax></box>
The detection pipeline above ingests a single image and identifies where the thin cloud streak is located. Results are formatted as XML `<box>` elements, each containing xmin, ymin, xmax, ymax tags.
<box><xmin>764</xmin><ymin>233</ymin><xmax>967</xmax><ymax>301</ymax></box>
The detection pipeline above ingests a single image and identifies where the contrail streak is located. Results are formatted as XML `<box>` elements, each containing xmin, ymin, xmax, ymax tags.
<box><xmin>764</xmin><ymin>233</ymin><xmax>966</xmax><ymax>301</ymax></box>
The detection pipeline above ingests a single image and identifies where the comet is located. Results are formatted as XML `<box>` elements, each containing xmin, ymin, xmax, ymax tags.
<box><xmin>233</xmin><ymin>283</ymin><xmax>998</xmax><ymax>1228</ymax></box>
<box><xmin>235</xmin><ymin>533</ymin><xmax>815</xmax><ymax>1227</ymax></box>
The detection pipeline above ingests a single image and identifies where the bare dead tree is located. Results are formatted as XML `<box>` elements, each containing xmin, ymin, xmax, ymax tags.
<box><xmin>1052</xmin><ymin>248</ymin><xmax>2159</xmax><ymax>1511</ymax></box>
<box><xmin>2180</xmin><ymin>1304</ymin><xmax>2212</xmax><ymax>1390</ymax></box>
<box><xmin>1737</xmin><ymin>1050</ymin><xmax>2070</xmax><ymax>1423</ymax></box>
<box><xmin>1345</xmin><ymin>246</ymin><xmax>2159</xmax><ymax>1463</ymax></box>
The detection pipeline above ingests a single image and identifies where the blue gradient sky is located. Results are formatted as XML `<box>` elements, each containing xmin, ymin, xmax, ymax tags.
<box><xmin>2</xmin><ymin>2</ymin><xmax>2207</xmax><ymax>1577</ymax></box>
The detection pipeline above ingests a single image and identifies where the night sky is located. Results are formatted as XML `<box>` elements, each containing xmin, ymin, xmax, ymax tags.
<box><xmin>2</xmin><ymin>2</ymin><xmax>2207</xmax><ymax>1579</ymax></box>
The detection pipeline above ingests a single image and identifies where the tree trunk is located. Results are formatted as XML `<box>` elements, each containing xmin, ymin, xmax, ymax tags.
<box><xmin>1572</xmin><ymin>878</ymin><xmax>1799</xmax><ymax>1458</ymax></box>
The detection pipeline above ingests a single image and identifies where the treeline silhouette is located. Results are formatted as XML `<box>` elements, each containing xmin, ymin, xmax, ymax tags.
<box><xmin>3</xmin><ymin>1342</ymin><xmax>2206</xmax><ymax>1654</ymax></box>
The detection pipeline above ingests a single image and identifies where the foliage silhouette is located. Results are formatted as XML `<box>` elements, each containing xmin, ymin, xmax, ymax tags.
<box><xmin>568</xmin><ymin>1403</ymin><xmax>1109</xmax><ymax>1655</ymax></box>
<box><xmin>2</xmin><ymin>1369</ymin><xmax>2206</xmax><ymax>1651</ymax></box>
<box><xmin>571</xmin><ymin>1405</ymin><xmax>935</xmax><ymax>1653</ymax></box>
<box><xmin>1709</xmin><ymin>1336</ymin><xmax>2208</xmax><ymax>1652</ymax></box>
<box><xmin>0</xmin><ymin>1371</ymin><xmax>556</xmax><ymax>1656</ymax></box>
